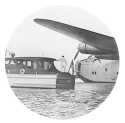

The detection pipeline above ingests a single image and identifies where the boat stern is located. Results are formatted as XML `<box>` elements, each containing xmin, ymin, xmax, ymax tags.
<box><xmin>56</xmin><ymin>72</ymin><xmax>75</xmax><ymax>89</ymax></box>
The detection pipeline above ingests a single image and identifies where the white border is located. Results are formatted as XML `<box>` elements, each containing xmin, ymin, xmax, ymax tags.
<box><xmin>0</xmin><ymin>0</ymin><xmax>125</xmax><ymax>123</ymax></box>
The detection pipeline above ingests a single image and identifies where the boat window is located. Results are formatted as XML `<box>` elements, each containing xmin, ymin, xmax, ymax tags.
<box><xmin>16</xmin><ymin>60</ymin><xmax>25</xmax><ymax>69</ymax></box>
<box><xmin>5</xmin><ymin>60</ymin><xmax>9</xmax><ymax>64</ymax></box>
<box><xmin>27</xmin><ymin>61</ymin><xmax>37</xmax><ymax>69</ymax></box>
<box><xmin>105</xmin><ymin>68</ymin><xmax>107</xmax><ymax>71</ymax></box>
<box><xmin>33</xmin><ymin>62</ymin><xmax>37</xmax><ymax>69</ymax></box>
<box><xmin>17</xmin><ymin>60</ymin><xmax>25</xmax><ymax>64</ymax></box>
<box><xmin>43</xmin><ymin>61</ymin><xmax>51</xmax><ymax>70</ymax></box>
<box><xmin>27</xmin><ymin>61</ymin><xmax>31</xmax><ymax>66</ymax></box>
<box><xmin>39</xmin><ymin>61</ymin><xmax>41</xmax><ymax>66</ymax></box>
<box><xmin>92</xmin><ymin>71</ymin><xmax>94</xmax><ymax>74</ymax></box>
<box><xmin>10</xmin><ymin>60</ymin><xmax>15</xmax><ymax>65</ymax></box>
<box><xmin>23</xmin><ymin>61</ymin><xmax>26</xmax><ymax>65</ymax></box>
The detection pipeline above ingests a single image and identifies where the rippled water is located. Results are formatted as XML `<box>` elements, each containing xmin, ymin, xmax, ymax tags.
<box><xmin>12</xmin><ymin>83</ymin><xmax>115</xmax><ymax>119</ymax></box>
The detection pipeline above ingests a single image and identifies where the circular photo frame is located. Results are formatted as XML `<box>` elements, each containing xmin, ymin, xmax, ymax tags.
<box><xmin>5</xmin><ymin>5</ymin><xmax>119</xmax><ymax>120</ymax></box>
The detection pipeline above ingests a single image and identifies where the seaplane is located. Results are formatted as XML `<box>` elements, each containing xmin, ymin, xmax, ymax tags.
<box><xmin>34</xmin><ymin>19</ymin><xmax>119</xmax><ymax>83</ymax></box>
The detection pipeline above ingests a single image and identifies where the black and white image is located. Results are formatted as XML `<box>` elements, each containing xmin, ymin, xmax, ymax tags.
<box><xmin>5</xmin><ymin>6</ymin><xmax>119</xmax><ymax>119</ymax></box>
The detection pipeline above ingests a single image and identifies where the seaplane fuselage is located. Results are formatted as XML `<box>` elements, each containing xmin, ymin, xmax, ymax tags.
<box><xmin>75</xmin><ymin>57</ymin><xmax>119</xmax><ymax>82</ymax></box>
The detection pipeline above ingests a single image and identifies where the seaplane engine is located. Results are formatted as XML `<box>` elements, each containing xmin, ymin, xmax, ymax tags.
<box><xmin>78</xmin><ymin>43</ymin><xmax>113</xmax><ymax>55</ymax></box>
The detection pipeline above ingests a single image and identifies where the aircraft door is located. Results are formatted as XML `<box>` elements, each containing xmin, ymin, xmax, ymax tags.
<box><xmin>75</xmin><ymin>61</ymin><xmax>81</xmax><ymax>73</ymax></box>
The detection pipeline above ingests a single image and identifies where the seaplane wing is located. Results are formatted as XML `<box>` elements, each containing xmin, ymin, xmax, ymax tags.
<box><xmin>95</xmin><ymin>53</ymin><xmax>119</xmax><ymax>60</ymax></box>
<box><xmin>34</xmin><ymin>19</ymin><xmax>119</xmax><ymax>60</ymax></box>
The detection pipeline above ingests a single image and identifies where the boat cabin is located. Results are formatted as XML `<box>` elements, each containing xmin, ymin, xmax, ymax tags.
<box><xmin>5</xmin><ymin>57</ymin><xmax>59</xmax><ymax>74</ymax></box>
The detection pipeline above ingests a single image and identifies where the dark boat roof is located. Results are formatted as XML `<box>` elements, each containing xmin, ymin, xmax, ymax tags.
<box><xmin>5</xmin><ymin>57</ymin><xmax>56</xmax><ymax>61</ymax></box>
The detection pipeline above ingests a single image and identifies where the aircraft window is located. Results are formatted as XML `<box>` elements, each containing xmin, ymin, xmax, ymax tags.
<box><xmin>78</xmin><ymin>63</ymin><xmax>81</xmax><ymax>71</ymax></box>
<box><xmin>105</xmin><ymin>68</ymin><xmax>107</xmax><ymax>71</ymax></box>
<box><xmin>95</xmin><ymin>72</ymin><xmax>96</xmax><ymax>74</ymax></box>
<box><xmin>117</xmin><ymin>72</ymin><xmax>119</xmax><ymax>75</ymax></box>
<box><xmin>92</xmin><ymin>72</ymin><xmax>94</xmax><ymax>74</ymax></box>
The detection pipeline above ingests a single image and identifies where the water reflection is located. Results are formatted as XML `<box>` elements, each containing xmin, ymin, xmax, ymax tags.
<box><xmin>12</xmin><ymin>83</ymin><xmax>115</xmax><ymax>119</ymax></box>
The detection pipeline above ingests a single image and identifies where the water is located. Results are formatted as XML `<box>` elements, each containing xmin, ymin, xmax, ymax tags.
<box><xmin>12</xmin><ymin>83</ymin><xmax>115</xmax><ymax>119</ymax></box>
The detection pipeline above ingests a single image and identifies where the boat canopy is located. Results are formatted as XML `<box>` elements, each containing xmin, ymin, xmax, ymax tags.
<box><xmin>5</xmin><ymin>57</ymin><xmax>56</xmax><ymax>61</ymax></box>
<box><xmin>5</xmin><ymin>57</ymin><xmax>59</xmax><ymax>74</ymax></box>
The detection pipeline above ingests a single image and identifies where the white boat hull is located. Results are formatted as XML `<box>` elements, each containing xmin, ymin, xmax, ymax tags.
<box><xmin>7</xmin><ymin>74</ymin><xmax>57</xmax><ymax>88</ymax></box>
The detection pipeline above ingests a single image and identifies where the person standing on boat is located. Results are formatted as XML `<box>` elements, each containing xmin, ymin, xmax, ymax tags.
<box><xmin>57</xmin><ymin>55</ymin><xmax>68</xmax><ymax>72</ymax></box>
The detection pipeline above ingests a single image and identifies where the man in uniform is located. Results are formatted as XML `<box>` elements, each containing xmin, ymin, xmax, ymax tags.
<box><xmin>57</xmin><ymin>55</ymin><xmax>68</xmax><ymax>72</ymax></box>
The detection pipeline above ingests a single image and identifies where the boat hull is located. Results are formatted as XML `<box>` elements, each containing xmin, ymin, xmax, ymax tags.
<box><xmin>7</xmin><ymin>73</ymin><xmax>75</xmax><ymax>89</ymax></box>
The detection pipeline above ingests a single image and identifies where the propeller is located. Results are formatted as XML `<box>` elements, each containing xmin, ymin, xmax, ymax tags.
<box><xmin>68</xmin><ymin>59</ymin><xmax>74</xmax><ymax>74</ymax></box>
<box><xmin>88</xmin><ymin>55</ymin><xmax>94</xmax><ymax>58</ymax></box>
<box><xmin>88</xmin><ymin>55</ymin><xmax>101</xmax><ymax>63</ymax></box>
<box><xmin>74</xmin><ymin>51</ymin><xmax>79</xmax><ymax>60</ymax></box>
<box><xmin>93</xmin><ymin>58</ymin><xmax>101</xmax><ymax>63</ymax></box>
<box><xmin>68</xmin><ymin>50</ymin><xmax>79</xmax><ymax>74</ymax></box>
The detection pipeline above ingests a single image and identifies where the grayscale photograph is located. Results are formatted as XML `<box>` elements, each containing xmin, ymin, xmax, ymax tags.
<box><xmin>5</xmin><ymin>5</ymin><xmax>119</xmax><ymax>119</ymax></box>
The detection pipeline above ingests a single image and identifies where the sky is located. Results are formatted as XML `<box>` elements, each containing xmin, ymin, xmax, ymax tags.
<box><xmin>6</xmin><ymin>5</ymin><xmax>113</xmax><ymax>71</ymax></box>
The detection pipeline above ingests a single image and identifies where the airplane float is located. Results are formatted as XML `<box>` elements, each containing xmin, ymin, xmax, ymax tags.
<box><xmin>34</xmin><ymin>19</ymin><xmax>119</xmax><ymax>83</ymax></box>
